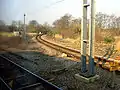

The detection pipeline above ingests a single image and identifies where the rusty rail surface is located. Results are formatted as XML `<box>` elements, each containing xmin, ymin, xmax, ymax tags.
<box><xmin>36</xmin><ymin>35</ymin><xmax>120</xmax><ymax>71</ymax></box>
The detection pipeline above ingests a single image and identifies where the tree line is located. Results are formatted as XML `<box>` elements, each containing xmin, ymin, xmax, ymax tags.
<box><xmin>0</xmin><ymin>12</ymin><xmax>120</xmax><ymax>36</ymax></box>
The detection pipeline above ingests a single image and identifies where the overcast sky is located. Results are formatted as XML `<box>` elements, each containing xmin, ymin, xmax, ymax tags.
<box><xmin>0</xmin><ymin>0</ymin><xmax>120</xmax><ymax>25</ymax></box>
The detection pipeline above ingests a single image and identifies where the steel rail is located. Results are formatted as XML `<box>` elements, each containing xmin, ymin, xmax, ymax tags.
<box><xmin>0</xmin><ymin>77</ymin><xmax>12</xmax><ymax>90</ymax></box>
<box><xmin>36</xmin><ymin>35</ymin><xmax>120</xmax><ymax>71</ymax></box>
<box><xmin>37</xmin><ymin>35</ymin><xmax>80</xmax><ymax>58</ymax></box>
<box><xmin>0</xmin><ymin>54</ymin><xmax>62</xmax><ymax>90</ymax></box>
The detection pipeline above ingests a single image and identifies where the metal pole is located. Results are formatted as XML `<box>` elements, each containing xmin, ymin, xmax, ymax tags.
<box><xmin>88</xmin><ymin>0</ymin><xmax>95</xmax><ymax>76</ymax></box>
<box><xmin>18</xmin><ymin>21</ymin><xmax>20</xmax><ymax>32</ymax></box>
<box><xmin>81</xmin><ymin>0</ymin><xmax>89</xmax><ymax>73</ymax></box>
<box><xmin>24</xmin><ymin>14</ymin><xmax>26</xmax><ymax>41</ymax></box>
<box><xmin>18</xmin><ymin>21</ymin><xmax>20</xmax><ymax>35</ymax></box>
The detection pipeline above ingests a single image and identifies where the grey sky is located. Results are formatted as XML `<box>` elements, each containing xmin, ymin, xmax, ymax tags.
<box><xmin>0</xmin><ymin>0</ymin><xmax>120</xmax><ymax>25</ymax></box>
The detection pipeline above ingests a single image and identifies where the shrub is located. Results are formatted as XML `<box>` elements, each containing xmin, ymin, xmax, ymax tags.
<box><xmin>47</xmin><ymin>30</ymin><xmax>54</xmax><ymax>36</ymax></box>
<box><xmin>47</xmin><ymin>29</ymin><xmax>60</xmax><ymax>37</ymax></box>
<box><xmin>104</xmin><ymin>36</ymin><xmax>115</xmax><ymax>44</ymax></box>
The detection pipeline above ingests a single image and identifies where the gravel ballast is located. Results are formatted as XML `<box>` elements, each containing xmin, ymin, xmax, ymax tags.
<box><xmin>9</xmin><ymin>51</ymin><xmax>120</xmax><ymax>90</ymax></box>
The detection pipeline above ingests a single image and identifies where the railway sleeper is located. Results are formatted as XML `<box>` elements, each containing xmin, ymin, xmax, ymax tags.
<box><xmin>0</xmin><ymin>55</ymin><xmax>62</xmax><ymax>90</ymax></box>
<box><xmin>37</xmin><ymin>35</ymin><xmax>120</xmax><ymax>72</ymax></box>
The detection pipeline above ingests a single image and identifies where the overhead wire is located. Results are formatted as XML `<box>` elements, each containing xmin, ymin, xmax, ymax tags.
<box><xmin>27</xmin><ymin>0</ymin><xmax>66</xmax><ymax>15</ymax></box>
<box><xmin>44</xmin><ymin>0</ymin><xmax>66</xmax><ymax>8</ymax></box>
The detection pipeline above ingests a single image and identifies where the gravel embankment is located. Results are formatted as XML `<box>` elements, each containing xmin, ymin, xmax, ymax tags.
<box><xmin>0</xmin><ymin>35</ymin><xmax>120</xmax><ymax>90</ymax></box>
<box><xmin>10</xmin><ymin>51</ymin><xmax>120</xmax><ymax>90</ymax></box>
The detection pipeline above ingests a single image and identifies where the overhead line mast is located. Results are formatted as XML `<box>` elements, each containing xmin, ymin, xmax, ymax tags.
<box><xmin>81</xmin><ymin>0</ymin><xmax>89</xmax><ymax>73</ymax></box>
<box><xmin>88</xmin><ymin>0</ymin><xmax>96</xmax><ymax>76</ymax></box>
<box><xmin>75</xmin><ymin>0</ymin><xmax>99</xmax><ymax>82</ymax></box>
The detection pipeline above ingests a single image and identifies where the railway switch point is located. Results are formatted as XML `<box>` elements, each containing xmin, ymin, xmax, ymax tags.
<box><xmin>75</xmin><ymin>73</ymin><xmax>100</xmax><ymax>83</ymax></box>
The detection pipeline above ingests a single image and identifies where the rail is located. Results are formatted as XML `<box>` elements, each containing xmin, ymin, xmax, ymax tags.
<box><xmin>0</xmin><ymin>54</ymin><xmax>62</xmax><ymax>90</ymax></box>
<box><xmin>36</xmin><ymin>34</ymin><xmax>120</xmax><ymax>71</ymax></box>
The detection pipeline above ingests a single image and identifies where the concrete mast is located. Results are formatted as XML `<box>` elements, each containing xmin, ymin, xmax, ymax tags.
<box><xmin>81</xmin><ymin>0</ymin><xmax>89</xmax><ymax>73</ymax></box>
<box><xmin>88</xmin><ymin>0</ymin><xmax>96</xmax><ymax>76</ymax></box>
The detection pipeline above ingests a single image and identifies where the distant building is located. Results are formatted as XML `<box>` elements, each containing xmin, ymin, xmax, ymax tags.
<box><xmin>39</xmin><ymin>32</ymin><xmax>42</xmax><ymax>35</ymax></box>
<box><xmin>13</xmin><ymin>31</ymin><xmax>20</xmax><ymax>36</ymax></box>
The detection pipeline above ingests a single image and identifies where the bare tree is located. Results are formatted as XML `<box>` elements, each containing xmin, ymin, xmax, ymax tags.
<box><xmin>95</xmin><ymin>12</ymin><xmax>103</xmax><ymax>28</ymax></box>
<box><xmin>53</xmin><ymin>13</ymin><xmax>72</xmax><ymax>29</ymax></box>
<box><xmin>116</xmin><ymin>17</ymin><xmax>120</xmax><ymax>29</ymax></box>
<box><xmin>0</xmin><ymin>20</ymin><xmax>10</xmax><ymax>32</ymax></box>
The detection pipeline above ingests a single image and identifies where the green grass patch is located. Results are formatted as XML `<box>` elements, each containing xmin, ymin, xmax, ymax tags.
<box><xmin>0</xmin><ymin>32</ymin><xmax>14</xmax><ymax>37</ymax></box>
<box><xmin>104</xmin><ymin>36</ymin><xmax>115</xmax><ymax>44</ymax></box>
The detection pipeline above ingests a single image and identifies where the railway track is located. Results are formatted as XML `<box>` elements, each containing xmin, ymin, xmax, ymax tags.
<box><xmin>0</xmin><ymin>53</ymin><xmax>62</xmax><ymax>90</ymax></box>
<box><xmin>36</xmin><ymin>34</ymin><xmax>120</xmax><ymax>71</ymax></box>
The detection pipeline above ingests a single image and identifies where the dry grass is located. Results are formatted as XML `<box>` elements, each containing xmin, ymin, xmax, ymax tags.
<box><xmin>95</xmin><ymin>30</ymin><xmax>104</xmax><ymax>42</ymax></box>
<box><xmin>45</xmin><ymin>28</ymin><xmax>120</xmax><ymax>58</ymax></box>
<box><xmin>116</xmin><ymin>41</ymin><xmax>120</xmax><ymax>51</ymax></box>
<box><xmin>0</xmin><ymin>36</ymin><xmax>26</xmax><ymax>50</ymax></box>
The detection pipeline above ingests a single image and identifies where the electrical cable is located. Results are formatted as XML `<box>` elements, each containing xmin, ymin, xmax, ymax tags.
<box><xmin>45</xmin><ymin>0</ymin><xmax>66</xmax><ymax>8</ymax></box>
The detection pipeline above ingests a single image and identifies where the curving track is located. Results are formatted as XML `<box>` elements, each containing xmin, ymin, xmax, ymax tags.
<box><xmin>36</xmin><ymin>34</ymin><xmax>120</xmax><ymax>71</ymax></box>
